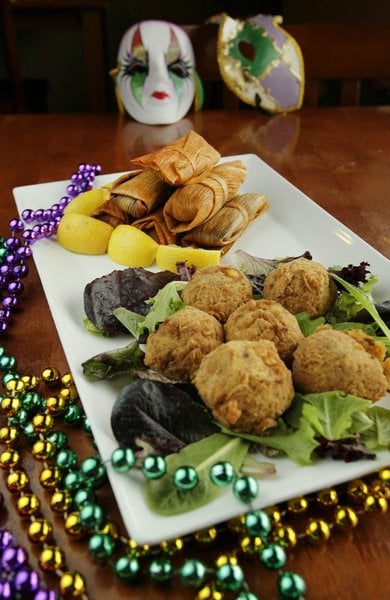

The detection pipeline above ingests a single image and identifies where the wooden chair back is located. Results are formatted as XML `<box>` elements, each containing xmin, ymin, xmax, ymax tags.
<box><xmin>184</xmin><ymin>21</ymin><xmax>390</xmax><ymax>108</ymax></box>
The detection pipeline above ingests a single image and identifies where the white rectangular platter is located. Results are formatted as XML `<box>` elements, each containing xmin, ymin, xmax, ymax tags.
<box><xmin>13</xmin><ymin>154</ymin><xmax>390</xmax><ymax>545</ymax></box>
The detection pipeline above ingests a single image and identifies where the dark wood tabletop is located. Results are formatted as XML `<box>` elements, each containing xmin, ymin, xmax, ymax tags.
<box><xmin>0</xmin><ymin>107</ymin><xmax>389</xmax><ymax>600</ymax></box>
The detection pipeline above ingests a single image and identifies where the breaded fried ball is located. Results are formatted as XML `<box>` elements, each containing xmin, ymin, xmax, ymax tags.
<box><xmin>224</xmin><ymin>298</ymin><xmax>304</xmax><ymax>364</ymax></box>
<box><xmin>193</xmin><ymin>340</ymin><xmax>295</xmax><ymax>434</ymax></box>
<box><xmin>292</xmin><ymin>328</ymin><xmax>387</xmax><ymax>401</ymax></box>
<box><xmin>182</xmin><ymin>264</ymin><xmax>252</xmax><ymax>323</ymax></box>
<box><xmin>263</xmin><ymin>257</ymin><xmax>337</xmax><ymax>317</ymax></box>
<box><xmin>144</xmin><ymin>306</ymin><xmax>224</xmax><ymax>381</ymax></box>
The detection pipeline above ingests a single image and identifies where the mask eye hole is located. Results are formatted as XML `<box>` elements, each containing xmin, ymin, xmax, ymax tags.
<box><xmin>238</xmin><ymin>40</ymin><xmax>255</xmax><ymax>61</ymax></box>
<box><xmin>124</xmin><ymin>57</ymin><xmax>149</xmax><ymax>77</ymax></box>
<box><xmin>168</xmin><ymin>58</ymin><xmax>191</xmax><ymax>78</ymax></box>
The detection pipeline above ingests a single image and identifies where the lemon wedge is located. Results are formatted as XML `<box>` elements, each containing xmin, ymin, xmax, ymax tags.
<box><xmin>107</xmin><ymin>225</ymin><xmax>158</xmax><ymax>267</ymax></box>
<box><xmin>57</xmin><ymin>212</ymin><xmax>114</xmax><ymax>255</ymax></box>
<box><xmin>64</xmin><ymin>187</ymin><xmax>110</xmax><ymax>216</ymax></box>
<box><xmin>155</xmin><ymin>245</ymin><xmax>221</xmax><ymax>273</ymax></box>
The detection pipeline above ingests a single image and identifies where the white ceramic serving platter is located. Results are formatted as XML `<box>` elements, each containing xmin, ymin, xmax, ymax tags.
<box><xmin>13</xmin><ymin>154</ymin><xmax>390</xmax><ymax>545</ymax></box>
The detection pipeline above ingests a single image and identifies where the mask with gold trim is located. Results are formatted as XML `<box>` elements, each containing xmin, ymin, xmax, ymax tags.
<box><xmin>216</xmin><ymin>13</ymin><xmax>304</xmax><ymax>113</ymax></box>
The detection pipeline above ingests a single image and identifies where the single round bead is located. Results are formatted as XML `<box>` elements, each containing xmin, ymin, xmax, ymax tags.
<box><xmin>6</xmin><ymin>469</ymin><xmax>29</xmax><ymax>492</ymax></box>
<box><xmin>59</xmin><ymin>571</ymin><xmax>86</xmax><ymax>596</ymax></box>
<box><xmin>22</xmin><ymin>422</ymin><xmax>39</xmax><ymax>442</ymax></box>
<box><xmin>148</xmin><ymin>557</ymin><xmax>174</xmax><ymax>582</ymax></box>
<box><xmin>111</xmin><ymin>447</ymin><xmax>136</xmax><ymax>472</ymax></box>
<box><xmin>28</xmin><ymin>519</ymin><xmax>53</xmax><ymax>543</ymax></box>
<box><xmin>272</xmin><ymin>525</ymin><xmax>297</xmax><ymax>549</ymax></box>
<box><xmin>233</xmin><ymin>476</ymin><xmax>259</xmax><ymax>504</ymax></box>
<box><xmin>63</xmin><ymin>404</ymin><xmax>84</xmax><ymax>426</ymax></box>
<box><xmin>73</xmin><ymin>487</ymin><xmax>96</xmax><ymax>508</ymax></box>
<box><xmin>80</xmin><ymin>456</ymin><xmax>106</xmax><ymax>488</ymax></box>
<box><xmin>64</xmin><ymin>470</ymin><xmax>83</xmax><ymax>491</ymax></box>
<box><xmin>277</xmin><ymin>572</ymin><xmax>306</xmax><ymax>599</ymax></box>
<box><xmin>14</xmin><ymin>568</ymin><xmax>40</xmax><ymax>594</ymax></box>
<box><xmin>114</xmin><ymin>555</ymin><xmax>141</xmax><ymax>581</ymax></box>
<box><xmin>334</xmin><ymin>506</ymin><xmax>359</xmax><ymax>529</ymax></box>
<box><xmin>32</xmin><ymin>413</ymin><xmax>54</xmax><ymax>434</ymax></box>
<box><xmin>0</xmin><ymin>448</ymin><xmax>20</xmax><ymax>469</ymax></box>
<box><xmin>305</xmin><ymin>519</ymin><xmax>331</xmax><ymax>543</ymax></box>
<box><xmin>33</xmin><ymin>589</ymin><xmax>58</xmax><ymax>600</ymax></box>
<box><xmin>9</xmin><ymin>218</ymin><xmax>24</xmax><ymax>232</ymax></box>
<box><xmin>142</xmin><ymin>455</ymin><xmax>166</xmax><ymax>479</ymax></box>
<box><xmin>209</xmin><ymin>461</ymin><xmax>235</xmax><ymax>487</ymax></box>
<box><xmin>41</xmin><ymin>367</ymin><xmax>61</xmax><ymax>386</ymax></box>
<box><xmin>1</xmin><ymin>545</ymin><xmax>27</xmax><ymax>571</ymax></box>
<box><xmin>259</xmin><ymin>543</ymin><xmax>286</xmax><ymax>569</ymax></box>
<box><xmin>50</xmin><ymin>490</ymin><xmax>72</xmax><ymax>513</ymax></box>
<box><xmin>238</xmin><ymin>535</ymin><xmax>264</xmax><ymax>555</ymax></box>
<box><xmin>17</xmin><ymin>493</ymin><xmax>40</xmax><ymax>516</ymax></box>
<box><xmin>316</xmin><ymin>488</ymin><xmax>339</xmax><ymax>508</ymax></box>
<box><xmin>160</xmin><ymin>537</ymin><xmax>184</xmax><ymax>555</ymax></box>
<box><xmin>179</xmin><ymin>558</ymin><xmax>207</xmax><ymax>587</ymax></box>
<box><xmin>32</xmin><ymin>440</ymin><xmax>56</xmax><ymax>461</ymax></box>
<box><xmin>287</xmin><ymin>496</ymin><xmax>309</xmax><ymax>515</ymax></box>
<box><xmin>21</xmin><ymin>209</ymin><xmax>35</xmax><ymax>222</ymax></box>
<box><xmin>79</xmin><ymin>503</ymin><xmax>104</xmax><ymax>530</ymax></box>
<box><xmin>64</xmin><ymin>512</ymin><xmax>85</xmax><ymax>539</ymax></box>
<box><xmin>66</xmin><ymin>184</ymin><xmax>79</xmax><ymax>197</ymax></box>
<box><xmin>39</xmin><ymin>467</ymin><xmax>62</xmax><ymax>489</ymax></box>
<box><xmin>39</xmin><ymin>546</ymin><xmax>65</xmax><ymax>571</ymax></box>
<box><xmin>0</xmin><ymin>425</ymin><xmax>19</xmax><ymax>445</ymax></box>
<box><xmin>0</xmin><ymin>354</ymin><xmax>16</xmax><ymax>371</ymax></box>
<box><xmin>88</xmin><ymin>533</ymin><xmax>116</xmax><ymax>560</ymax></box>
<box><xmin>364</xmin><ymin>494</ymin><xmax>388</xmax><ymax>514</ymax></box>
<box><xmin>173</xmin><ymin>465</ymin><xmax>199</xmax><ymax>490</ymax></box>
<box><xmin>245</xmin><ymin>510</ymin><xmax>271</xmax><ymax>538</ymax></box>
<box><xmin>215</xmin><ymin>562</ymin><xmax>244</xmax><ymax>592</ymax></box>
<box><xmin>56</xmin><ymin>448</ymin><xmax>77</xmax><ymax>470</ymax></box>
<box><xmin>98</xmin><ymin>520</ymin><xmax>120</xmax><ymax>540</ymax></box>
<box><xmin>347</xmin><ymin>479</ymin><xmax>369</xmax><ymax>503</ymax></box>
<box><xmin>193</xmin><ymin>527</ymin><xmax>218</xmax><ymax>544</ymax></box>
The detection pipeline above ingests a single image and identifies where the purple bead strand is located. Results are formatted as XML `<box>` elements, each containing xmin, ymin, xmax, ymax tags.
<box><xmin>0</xmin><ymin>163</ymin><xmax>101</xmax><ymax>336</ymax></box>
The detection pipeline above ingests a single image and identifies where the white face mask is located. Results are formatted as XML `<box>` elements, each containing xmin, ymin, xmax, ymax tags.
<box><xmin>116</xmin><ymin>20</ymin><xmax>196</xmax><ymax>125</ymax></box>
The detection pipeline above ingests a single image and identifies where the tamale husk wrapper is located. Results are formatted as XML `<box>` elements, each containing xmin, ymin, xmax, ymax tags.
<box><xmin>163</xmin><ymin>160</ymin><xmax>247</xmax><ymax>234</ymax></box>
<box><xmin>131</xmin><ymin>130</ymin><xmax>221</xmax><ymax>186</ymax></box>
<box><xmin>132</xmin><ymin>207</ymin><xmax>178</xmax><ymax>246</ymax></box>
<box><xmin>92</xmin><ymin>199</ymin><xmax>132</xmax><ymax>228</ymax></box>
<box><xmin>181</xmin><ymin>193</ymin><xmax>269</xmax><ymax>255</ymax></box>
<box><xmin>110</xmin><ymin>169</ymin><xmax>173</xmax><ymax>219</ymax></box>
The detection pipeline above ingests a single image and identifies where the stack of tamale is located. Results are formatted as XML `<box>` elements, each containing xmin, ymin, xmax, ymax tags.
<box><xmin>92</xmin><ymin>130</ymin><xmax>269</xmax><ymax>254</ymax></box>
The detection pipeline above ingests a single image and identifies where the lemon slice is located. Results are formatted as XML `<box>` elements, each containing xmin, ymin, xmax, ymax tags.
<box><xmin>156</xmin><ymin>245</ymin><xmax>221</xmax><ymax>273</ymax></box>
<box><xmin>108</xmin><ymin>225</ymin><xmax>158</xmax><ymax>267</ymax></box>
<box><xmin>64</xmin><ymin>187</ymin><xmax>110</xmax><ymax>216</ymax></box>
<box><xmin>57</xmin><ymin>212</ymin><xmax>114</xmax><ymax>255</ymax></box>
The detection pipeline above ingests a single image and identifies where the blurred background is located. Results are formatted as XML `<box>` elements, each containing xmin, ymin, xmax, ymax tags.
<box><xmin>1</xmin><ymin>0</ymin><xmax>389</xmax><ymax>113</ymax></box>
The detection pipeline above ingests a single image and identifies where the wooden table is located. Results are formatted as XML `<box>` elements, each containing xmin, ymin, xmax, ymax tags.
<box><xmin>0</xmin><ymin>107</ymin><xmax>389</xmax><ymax>600</ymax></box>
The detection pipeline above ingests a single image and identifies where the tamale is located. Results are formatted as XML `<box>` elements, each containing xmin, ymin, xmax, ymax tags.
<box><xmin>110</xmin><ymin>169</ymin><xmax>173</xmax><ymax>219</ymax></box>
<box><xmin>180</xmin><ymin>193</ymin><xmax>269</xmax><ymax>254</ymax></box>
<box><xmin>92</xmin><ymin>199</ymin><xmax>131</xmax><ymax>228</ymax></box>
<box><xmin>131</xmin><ymin>130</ymin><xmax>221</xmax><ymax>186</ymax></box>
<box><xmin>163</xmin><ymin>160</ymin><xmax>247</xmax><ymax>233</ymax></box>
<box><xmin>132</xmin><ymin>208</ymin><xmax>178</xmax><ymax>246</ymax></box>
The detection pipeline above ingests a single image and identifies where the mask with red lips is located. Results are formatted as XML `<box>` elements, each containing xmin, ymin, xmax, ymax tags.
<box><xmin>116</xmin><ymin>20</ymin><xmax>196</xmax><ymax>125</ymax></box>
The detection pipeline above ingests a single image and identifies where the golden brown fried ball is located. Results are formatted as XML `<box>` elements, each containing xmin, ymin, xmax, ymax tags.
<box><xmin>224</xmin><ymin>298</ymin><xmax>304</xmax><ymax>364</ymax></box>
<box><xmin>144</xmin><ymin>306</ymin><xmax>224</xmax><ymax>381</ymax></box>
<box><xmin>193</xmin><ymin>340</ymin><xmax>295</xmax><ymax>434</ymax></box>
<box><xmin>182</xmin><ymin>264</ymin><xmax>252</xmax><ymax>323</ymax></box>
<box><xmin>292</xmin><ymin>329</ymin><xmax>387</xmax><ymax>401</ymax></box>
<box><xmin>263</xmin><ymin>257</ymin><xmax>337</xmax><ymax>317</ymax></box>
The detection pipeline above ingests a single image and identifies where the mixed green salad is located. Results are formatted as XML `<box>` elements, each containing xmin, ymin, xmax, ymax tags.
<box><xmin>81</xmin><ymin>251</ymin><xmax>390</xmax><ymax>515</ymax></box>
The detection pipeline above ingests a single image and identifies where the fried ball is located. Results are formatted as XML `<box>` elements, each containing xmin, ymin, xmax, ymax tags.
<box><xmin>193</xmin><ymin>340</ymin><xmax>295</xmax><ymax>434</ymax></box>
<box><xmin>292</xmin><ymin>329</ymin><xmax>387</xmax><ymax>401</ymax></box>
<box><xmin>224</xmin><ymin>298</ymin><xmax>304</xmax><ymax>364</ymax></box>
<box><xmin>263</xmin><ymin>257</ymin><xmax>337</xmax><ymax>317</ymax></box>
<box><xmin>144</xmin><ymin>306</ymin><xmax>224</xmax><ymax>381</ymax></box>
<box><xmin>182</xmin><ymin>264</ymin><xmax>252</xmax><ymax>323</ymax></box>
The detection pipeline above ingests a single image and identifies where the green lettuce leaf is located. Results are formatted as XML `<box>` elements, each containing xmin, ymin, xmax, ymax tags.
<box><xmin>145</xmin><ymin>433</ymin><xmax>250</xmax><ymax>515</ymax></box>
<box><xmin>360</xmin><ymin>406</ymin><xmax>390</xmax><ymax>450</ymax></box>
<box><xmin>113</xmin><ymin>280</ymin><xmax>187</xmax><ymax>339</ymax></box>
